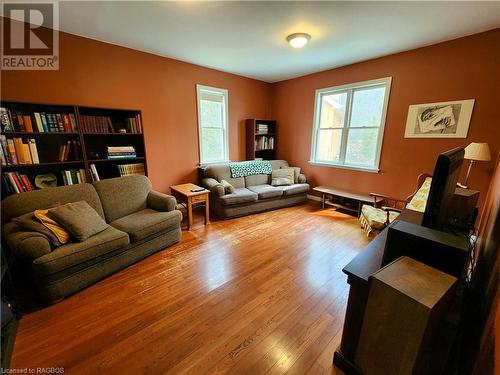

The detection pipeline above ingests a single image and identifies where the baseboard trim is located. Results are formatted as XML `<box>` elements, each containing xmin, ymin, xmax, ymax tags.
<box><xmin>307</xmin><ymin>194</ymin><xmax>322</xmax><ymax>202</ymax></box>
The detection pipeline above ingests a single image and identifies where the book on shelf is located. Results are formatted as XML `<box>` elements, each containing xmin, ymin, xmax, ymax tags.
<box><xmin>0</xmin><ymin>135</ymin><xmax>40</xmax><ymax>165</ymax></box>
<box><xmin>79</xmin><ymin>115</ymin><xmax>114</xmax><ymax>133</ymax></box>
<box><xmin>0</xmin><ymin>107</ymin><xmax>77</xmax><ymax>133</ymax></box>
<box><xmin>90</xmin><ymin>164</ymin><xmax>100</xmax><ymax>182</ymax></box>
<box><xmin>117</xmin><ymin>163</ymin><xmax>145</xmax><ymax>177</ymax></box>
<box><xmin>106</xmin><ymin>146</ymin><xmax>137</xmax><ymax>159</ymax></box>
<box><xmin>58</xmin><ymin>140</ymin><xmax>81</xmax><ymax>162</ymax></box>
<box><xmin>61</xmin><ymin>169</ymin><xmax>86</xmax><ymax>185</ymax></box>
<box><xmin>255</xmin><ymin>136</ymin><xmax>274</xmax><ymax>151</ymax></box>
<box><xmin>256</xmin><ymin>123</ymin><xmax>269</xmax><ymax>134</ymax></box>
<box><xmin>125</xmin><ymin>115</ymin><xmax>142</xmax><ymax>134</ymax></box>
<box><xmin>3</xmin><ymin>172</ymin><xmax>34</xmax><ymax>194</ymax></box>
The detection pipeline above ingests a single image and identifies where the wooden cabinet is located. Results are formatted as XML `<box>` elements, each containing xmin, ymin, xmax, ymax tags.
<box><xmin>245</xmin><ymin>119</ymin><xmax>276</xmax><ymax>160</ymax></box>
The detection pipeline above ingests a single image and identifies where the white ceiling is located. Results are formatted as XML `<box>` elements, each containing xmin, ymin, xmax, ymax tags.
<box><xmin>10</xmin><ymin>2</ymin><xmax>500</xmax><ymax>82</ymax></box>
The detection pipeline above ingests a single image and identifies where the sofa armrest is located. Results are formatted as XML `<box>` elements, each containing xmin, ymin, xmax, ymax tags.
<box><xmin>147</xmin><ymin>191</ymin><xmax>177</xmax><ymax>212</ymax></box>
<box><xmin>2</xmin><ymin>222</ymin><xmax>51</xmax><ymax>264</ymax></box>
<box><xmin>202</xmin><ymin>178</ymin><xmax>225</xmax><ymax>197</ymax></box>
<box><xmin>297</xmin><ymin>173</ymin><xmax>307</xmax><ymax>183</ymax></box>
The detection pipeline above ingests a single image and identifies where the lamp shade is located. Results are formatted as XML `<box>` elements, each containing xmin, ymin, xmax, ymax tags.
<box><xmin>464</xmin><ymin>142</ymin><xmax>491</xmax><ymax>161</ymax></box>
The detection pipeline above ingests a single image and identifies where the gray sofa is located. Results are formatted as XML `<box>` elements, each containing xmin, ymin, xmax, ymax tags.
<box><xmin>202</xmin><ymin>160</ymin><xmax>309</xmax><ymax>219</ymax></box>
<box><xmin>1</xmin><ymin>175</ymin><xmax>182</xmax><ymax>305</ymax></box>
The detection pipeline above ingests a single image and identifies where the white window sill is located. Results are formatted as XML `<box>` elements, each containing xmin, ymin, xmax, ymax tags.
<box><xmin>199</xmin><ymin>160</ymin><xmax>231</xmax><ymax>167</ymax></box>
<box><xmin>308</xmin><ymin>160</ymin><xmax>380</xmax><ymax>173</ymax></box>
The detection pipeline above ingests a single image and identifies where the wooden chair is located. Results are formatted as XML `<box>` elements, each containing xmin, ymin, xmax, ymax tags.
<box><xmin>359</xmin><ymin>173</ymin><xmax>432</xmax><ymax>237</ymax></box>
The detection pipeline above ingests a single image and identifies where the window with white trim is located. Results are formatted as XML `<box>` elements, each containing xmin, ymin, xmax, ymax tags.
<box><xmin>310</xmin><ymin>77</ymin><xmax>391</xmax><ymax>172</ymax></box>
<box><xmin>197</xmin><ymin>84</ymin><xmax>229</xmax><ymax>164</ymax></box>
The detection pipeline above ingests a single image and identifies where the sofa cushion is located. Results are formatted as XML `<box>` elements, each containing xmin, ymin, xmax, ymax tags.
<box><xmin>93</xmin><ymin>175</ymin><xmax>152</xmax><ymax>222</ymax></box>
<box><xmin>281</xmin><ymin>166</ymin><xmax>301</xmax><ymax>183</ymax></box>
<box><xmin>49</xmin><ymin>201</ymin><xmax>109</xmax><ymax>242</ymax></box>
<box><xmin>278</xmin><ymin>183</ymin><xmax>310</xmax><ymax>196</ymax></box>
<box><xmin>247</xmin><ymin>184</ymin><xmax>284</xmax><ymax>200</ymax></box>
<box><xmin>244</xmin><ymin>174</ymin><xmax>270</xmax><ymax>187</ymax></box>
<box><xmin>33</xmin><ymin>226</ymin><xmax>130</xmax><ymax>276</ymax></box>
<box><xmin>220</xmin><ymin>179</ymin><xmax>235</xmax><ymax>194</ymax></box>
<box><xmin>271</xmin><ymin>169</ymin><xmax>294</xmax><ymax>186</ymax></box>
<box><xmin>219</xmin><ymin>188</ymin><xmax>258</xmax><ymax>206</ymax></box>
<box><xmin>110</xmin><ymin>208</ymin><xmax>182</xmax><ymax>242</ymax></box>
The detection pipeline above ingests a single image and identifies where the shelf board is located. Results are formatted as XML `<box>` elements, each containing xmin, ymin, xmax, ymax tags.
<box><xmin>1</xmin><ymin>132</ymin><xmax>79</xmax><ymax>136</ymax></box>
<box><xmin>83</xmin><ymin>132</ymin><xmax>143</xmax><ymax>136</ymax></box>
<box><xmin>3</xmin><ymin>160</ymin><xmax>85</xmax><ymax>168</ymax></box>
<box><xmin>255</xmin><ymin>133</ymin><xmax>275</xmax><ymax>136</ymax></box>
<box><xmin>255</xmin><ymin>149</ymin><xmax>275</xmax><ymax>152</ymax></box>
<box><xmin>89</xmin><ymin>157</ymin><xmax>145</xmax><ymax>163</ymax></box>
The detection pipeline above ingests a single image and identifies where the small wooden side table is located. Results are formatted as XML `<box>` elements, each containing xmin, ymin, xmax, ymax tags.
<box><xmin>170</xmin><ymin>183</ymin><xmax>210</xmax><ymax>230</ymax></box>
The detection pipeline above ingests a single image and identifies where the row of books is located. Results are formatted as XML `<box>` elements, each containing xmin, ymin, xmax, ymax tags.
<box><xmin>107</xmin><ymin>146</ymin><xmax>136</xmax><ymax>159</ymax></box>
<box><xmin>62</xmin><ymin>169</ymin><xmax>87</xmax><ymax>185</ymax></box>
<box><xmin>3</xmin><ymin>172</ymin><xmax>34</xmax><ymax>194</ymax></box>
<box><xmin>58</xmin><ymin>140</ymin><xmax>82</xmax><ymax>161</ymax></box>
<box><xmin>255</xmin><ymin>136</ymin><xmax>275</xmax><ymax>151</ymax></box>
<box><xmin>117</xmin><ymin>163</ymin><xmax>145</xmax><ymax>177</ymax></box>
<box><xmin>78</xmin><ymin>114</ymin><xmax>143</xmax><ymax>134</ymax></box>
<box><xmin>79</xmin><ymin>115</ymin><xmax>113</xmax><ymax>133</ymax></box>
<box><xmin>256</xmin><ymin>123</ymin><xmax>270</xmax><ymax>134</ymax></box>
<box><xmin>125</xmin><ymin>115</ymin><xmax>143</xmax><ymax>134</ymax></box>
<box><xmin>0</xmin><ymin>136</ymin><xmax>40</xmax><ymax>165</ymax></box>
<box><xmin>1</xmin><ymin>107</ymin><xmax>77</xmax><ymax>133</ymax></box>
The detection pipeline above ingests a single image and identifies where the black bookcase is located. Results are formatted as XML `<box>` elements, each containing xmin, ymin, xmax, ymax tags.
<box><xmin>0</xmin><ymin>101</ymin><xmax>148</xmax><ymax>198</ymax></box>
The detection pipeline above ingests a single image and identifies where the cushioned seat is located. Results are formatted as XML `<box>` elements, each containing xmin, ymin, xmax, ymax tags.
<box><xmin>278</xmin><ymin>183</ymin><xmax>310</xmax><ymax>196</ymax></box>
<box><xmin>247</xmin><ymin>184</ymin><xmax>283</xmax><ymax>200</ymax></box>
<box><xmin>33</xmin><ymin>226</ymin><xmax>130</xmax><ymax>276</ymax></box>
<box><xmin>110</xmin><ymin>208</ymin><xmax>182</xmax><ymax>242</ymax></box>
<box><xmin>360</xmin><ymin>205</ymin><xmax>400</xmax><ymax>231</ymax></box>
<box><xmin>219</xmin><ymin>188</ymin><xmax>258</xmax><ymax>206</ymax></box>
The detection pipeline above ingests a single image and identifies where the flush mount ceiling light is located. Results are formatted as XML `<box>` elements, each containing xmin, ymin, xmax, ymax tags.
<box><xmin>286</xmin><ymin>33</ymin><xmax>311</xmax><ymax>49</ymax></box>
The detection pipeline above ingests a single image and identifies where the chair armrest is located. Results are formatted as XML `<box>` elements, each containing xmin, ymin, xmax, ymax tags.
<box><xmin>147</xmin><ymin>191</ymin><xmax>177</xmax><ymax>212</ymax></box>
<box><xmin>3</xmin><ymin>222</ymin><xmax>51</xmax><ymax>264</ymax></box>
<box><xmin>382</xmin><ymin>206</ymin><xmax>402</xmax><ymax>214</ymax></box>
<box><xmin>297</xmin><ymin>173</ymin><xmax>307</xmax><ymax>183</ymax></box>
<box><xmin>202</xmin><ymin>178</ymin><xmax>225</xmax><ymax>197</ymax></box>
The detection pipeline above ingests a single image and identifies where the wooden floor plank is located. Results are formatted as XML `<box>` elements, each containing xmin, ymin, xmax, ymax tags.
<box><xmin>10</xmin><ymin>202</ymin><xmax>369</xmax><ymax>374</ymax></box>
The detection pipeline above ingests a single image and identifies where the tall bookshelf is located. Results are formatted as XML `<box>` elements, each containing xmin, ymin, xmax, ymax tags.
<box><xmin>245</xmin><ymin>119</ymin><xmax>277</xmax><ymax>160</ymax></box>
<box><xmin>0</xmin><ymin>101</ymin><xmax>148</xmax><ymax>198</ymax></box>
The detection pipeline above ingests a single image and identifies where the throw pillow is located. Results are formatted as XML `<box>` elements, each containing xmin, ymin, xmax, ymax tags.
<box><xmin>49</xmin><ymin>201</ymin><xmax>109</xmax><ymax>242</ymax></box>
<box><xmin>220</xmin><ymin>179</ymin><xmax>235</xmax><ymax>194</ymax></box>
<box><xmin>12</xmin><ymin>212</ymin><xmax>66</xmax><ymax>247</ymax></box>
<box><xmin>281</xmin><ymin>166</ymin><xmax>301</xmax><ymax>183</ymax></box>
<box><xmin>271</xmin><ymin>169</ymin><xmax>293</xmax><ymax>186</ymax></box>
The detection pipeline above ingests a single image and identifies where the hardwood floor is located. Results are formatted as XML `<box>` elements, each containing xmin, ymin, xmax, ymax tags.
<box><xmin>10</xmin><ymin>202</ymin><xmax>371</xmax><ymax>374</ymax></box>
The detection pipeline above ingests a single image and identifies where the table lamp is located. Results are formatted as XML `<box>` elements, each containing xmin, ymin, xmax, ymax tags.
<box><xmin>462</xmin><ymin>142</ymin><xmax>491</xmax><ymax>187</ymax></box>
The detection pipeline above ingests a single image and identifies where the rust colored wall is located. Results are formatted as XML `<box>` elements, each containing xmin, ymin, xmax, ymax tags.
<box><xmin>1</xmin><ymin>28</ymin><xmax>272</xmax><ymax>193</ymax></box>
<box><xmin>272</xmin><ymin>29</ymin><xmax>500</xmax><ymax>209</ymax></box>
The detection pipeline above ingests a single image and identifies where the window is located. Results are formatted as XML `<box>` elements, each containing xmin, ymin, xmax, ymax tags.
<box><xmin>310</xmin><ymin>77</ymin><xmax>391</xmax><ymax>172</ymax></box>
<box><xmin>197</xmin><ymin>84</ymin><xmax>229</xmax><ymax>164</ymax></box>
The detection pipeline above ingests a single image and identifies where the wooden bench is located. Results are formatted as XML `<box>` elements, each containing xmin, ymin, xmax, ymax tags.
<box><xmin>313</xmin><ymin>186</ymin><xmax>383</xmax><ymax>216</ymax></box>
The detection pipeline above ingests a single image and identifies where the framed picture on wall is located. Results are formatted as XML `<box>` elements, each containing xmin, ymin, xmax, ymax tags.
<box><xmin>404</xmin><ymin>99</ymin><xmax>475</xmax><ymax>138</ymax></box>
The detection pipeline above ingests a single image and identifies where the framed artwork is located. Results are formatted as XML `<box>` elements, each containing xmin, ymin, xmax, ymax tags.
<box><xmin>404</xmin><ymin>99</ymin><xmax>474</xmax><ymax>138</ymax></box>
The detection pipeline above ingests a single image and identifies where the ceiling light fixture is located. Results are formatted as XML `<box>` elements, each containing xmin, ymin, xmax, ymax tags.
<box><xmin>286</xmin><ymin>33</ymin><xmax>311</xmax><ymax>49</ymax></box>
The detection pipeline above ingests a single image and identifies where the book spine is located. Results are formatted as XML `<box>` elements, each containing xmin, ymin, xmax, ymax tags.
<box><xmin>7</xmin><ymin>173</ymin><xmax>20</xmax><ymax>193</ymax></box>
<box><xmin>40</xmin><ymin>112</ymin><xmax>49</xmax><ymax>132</ymax></box>
<box><xmin>6</xmin><ymin>139</ymin><xmax>18</xmax><ymax>164</ymax></box>
<box><xmin>28</xmin><ymin>139</ymin><xmax>40</xmax><ymax>164</ymax></box>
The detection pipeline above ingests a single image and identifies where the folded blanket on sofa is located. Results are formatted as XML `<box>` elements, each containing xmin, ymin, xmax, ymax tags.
<box><xmin>229</xmin><ymin>160</ymin><xmax>272</xmax><ymax>178</ymax></box>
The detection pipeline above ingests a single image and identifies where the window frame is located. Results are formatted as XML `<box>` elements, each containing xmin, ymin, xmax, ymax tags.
<box><xmin>309</xmin><ymin>77</ymin><xmax>392</xmax><ymax>173</ymax></box>
<box><xmin>196</xmin><ymin>84</ymin><xmax>230</xmax><ymax>165</ymax></box>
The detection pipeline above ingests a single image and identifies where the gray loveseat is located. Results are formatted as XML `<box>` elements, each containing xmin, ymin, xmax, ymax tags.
<box><xmin>202</xmin><ymin>160</ymin><xmax>309</xmax><ymax>219</ymax></box>
<box><xmin>1</xmin><ymin>175</ymin><xmax>182</xmax><ymax>305</ymax></box>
